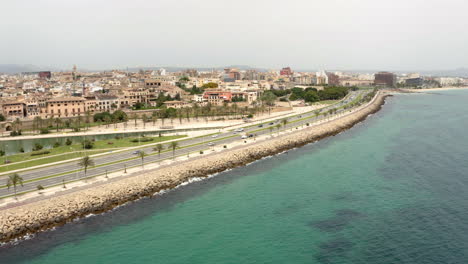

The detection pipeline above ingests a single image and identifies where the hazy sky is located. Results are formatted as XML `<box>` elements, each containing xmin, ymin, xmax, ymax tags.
<box><xmin>2</xmin><ymin>0</ymin><xmax>467</xmax><ymax>71</ymax></box>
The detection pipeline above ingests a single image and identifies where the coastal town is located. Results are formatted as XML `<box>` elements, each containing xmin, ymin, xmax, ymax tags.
<box><xmin>0</xmin><ymin>66</ymin><xmax>466</xmax><ymax>130</ymax></box>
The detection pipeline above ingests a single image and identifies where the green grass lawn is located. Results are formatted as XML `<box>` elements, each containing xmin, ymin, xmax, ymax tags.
<box><xmin>0</xmin><ymin>135</ymin><xmax>186</xmax><ymax>173</ymax></box>
<box><xmin>312</xmin><ymin>100</ymin><xmax>339</xmax><ymax>105</ymax></box>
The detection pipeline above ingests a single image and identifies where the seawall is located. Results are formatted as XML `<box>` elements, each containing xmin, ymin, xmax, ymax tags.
<box><xmin>0</xmin><ymin>92</ymin><xmax>390</xmax><ymax>244</ymax></box>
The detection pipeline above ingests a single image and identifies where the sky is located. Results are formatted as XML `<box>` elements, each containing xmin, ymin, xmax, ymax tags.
<box><xmin>1</xmin><ymin>0</ymin><xmax>467</xmax><ymax>71</ymax></box>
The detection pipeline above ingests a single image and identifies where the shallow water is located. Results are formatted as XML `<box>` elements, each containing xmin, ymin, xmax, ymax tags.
<box><xmin>2</xmin><ymin>90</ymin><xmax>468</xmax><ymax>263</ymax></box>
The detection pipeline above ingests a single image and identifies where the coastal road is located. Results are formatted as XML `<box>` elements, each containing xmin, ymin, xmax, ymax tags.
<box><xmin>0</xmin><ymin>90</ymin><xmax>369</xmax><ymax>198</ymax></box>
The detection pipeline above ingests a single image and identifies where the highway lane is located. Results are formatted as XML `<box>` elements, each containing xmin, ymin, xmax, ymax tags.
<box><xmin>0</xmin><ymin>90</ymin><xmax>368</xmax><ymax>197</ymax></box>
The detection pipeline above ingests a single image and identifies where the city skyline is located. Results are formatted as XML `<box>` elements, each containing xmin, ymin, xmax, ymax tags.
<box><xmin>2</xmin><ymin>0</ymin><xmax>468</xmax><ymax>71</ymax></box>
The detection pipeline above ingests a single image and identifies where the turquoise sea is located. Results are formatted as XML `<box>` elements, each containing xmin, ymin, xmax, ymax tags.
<box><xmin>2</xmin><ymin>90</ymin><xmax>468</xmax><ymax>263</ymax></box>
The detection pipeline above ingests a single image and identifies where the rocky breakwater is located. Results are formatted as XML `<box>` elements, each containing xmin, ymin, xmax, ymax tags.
<box><xmin>0</xmin><ymin>92</ymin><xmax>389</xmax><ymax>244</ymax></box>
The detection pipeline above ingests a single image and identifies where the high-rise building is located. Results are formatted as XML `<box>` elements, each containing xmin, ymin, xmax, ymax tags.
<box><xmin>280</xmin><ymin>67</ymin><xmax>293</xmax><ymax>76</ymax></box>
<box><xmin>374</xmin><ymin>72</ymin><xmax>396</xmax><ymax>87</ymax></box>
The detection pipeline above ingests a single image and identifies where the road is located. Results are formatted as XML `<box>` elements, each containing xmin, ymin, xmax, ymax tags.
<box><xmin>0</xmin><ymin>90</ymin><xmax>368</xmax><ymax>198</ymax></box>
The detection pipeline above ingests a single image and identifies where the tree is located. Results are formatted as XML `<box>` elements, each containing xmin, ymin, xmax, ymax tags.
<box><xmin>141</xmin><ymin>114</ymin><xmax>148</xmax><ymax>129</ymax></box>
<box><xmin>78</xmin><ymin>156</ymin><xmax>94</xmax><ymax>177</ymax></box>
<box><xmin>132</xmin><ymin>113</ymin><xmax>138</xmax><ymax>128</ymax></box>
<box><xmin>304</xmin><ymin>90</ymin><xmax>320</xmax><ymax>103</ymax></box>
<box><xmin>170</xmin><ymin>141</ymin><xmax>179</xmax><ymax>159</ymax></box>
<box><xmin>153</xmin><ymin>144</ymin><xmax>164</xmax><ymax>158</ymax></box>
<box><xmin>54</xmin><ymin>117</ymin><xmax>62</xmax><ymax>132</ymax></box>
<box><xmin>138</xmin><ymin>151</ymin><xmax>147</xmax><ymax>168</ymax></box>
<box><xmin>276</xmin><ymin>124</ymin><xmax>282</xmax><ymax>135</ymax></box>
<box><xmin>269</xmin><ymin>126</ymin><xmax>274</xmax><ymax>137</ymax></box>
<box><xmin>201</xmin><ymin>82</ymin><xmax>218</xmax><ymax>89</ymax></box>
<box><xmin>6</xmin><ymin>173</ymin><xmax>24</xmax><ymax>198</ymax></box>
<box><xmin>0</xmin><ymin>114</ymin><xmax>5</xmax><ymax>122</ymax></box>
<box><xmin>281</xmin><ymin>118</ymin><xmax>288</xmax><ymax>127</ymax></box>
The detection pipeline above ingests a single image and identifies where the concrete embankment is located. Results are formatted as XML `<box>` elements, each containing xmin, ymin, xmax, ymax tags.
<box><xmin>0</xmin><ymin>92</ymin><xmax>389</xmax><ymax>244</ymax></box>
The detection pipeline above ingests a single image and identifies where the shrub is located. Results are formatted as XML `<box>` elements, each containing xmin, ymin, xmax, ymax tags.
<box><xmin>32</xmin><ymin>143</ymin><xmax>43</xmax><ymax>151</ymax></box>
<box><xmin>37</xmin><ymin>185</ymin><xmax>45</xmax><ymax>191</ymax></box>
<box><xmin>108</xmin><ymin>142</ymin><xmax>114</xmax><ymax>145</ymax></box>
<box><xmin>65</xmin><ymin>138</ymin><xmax>72</xmax><ymax>145</ymax></box>
<box><xmin>19</xmin><ymin>147</ymin><xmax>24</xmax><ymax>153</ymax></box>
<box><xmin>53</xmin><ymin>142</ymin><xmax>61</xmax><ymax>148</ymax></box>
<box><xmin>40</xmin><ymin>128</ymin><xmax>50</xmax><ymax>134</ymax></box>
<box><xmin>223</xmin><ymin>145</ymin><xmax>227</xmax><ymax>148</ymax></box>
<box><xmin>0</xmin><ymin>150</ymin><xmax>4</xmax><ymax>156</ymax></box>
<box><xmin>82</xmin><ymin>140</ymin><xmax>94</xmax><ymax>149</ymax></box>
<box><xmin>130</xmin><ymin>138</ymin><xmax>153</xmax><ymax>143</ymax></box>
<box><xmin>199</xmin><ymin>151</ymin><xmax>204</xmax><ymax>154</ymax></box>
<box><xmin>31</xmin><ymin>150</ymin><xmax>50</xmax><ymax>156</ymax></box>
<box><xmin>247</xmin><ymin>114</ymin><xmax>253</xmax><ymax>118</ymax></box>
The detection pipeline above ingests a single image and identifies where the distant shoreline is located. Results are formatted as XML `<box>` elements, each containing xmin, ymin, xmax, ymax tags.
<box><xmin>401</xmin><ymin>86</ymin><xmax>468</xmax><ymax>93</ymax></box>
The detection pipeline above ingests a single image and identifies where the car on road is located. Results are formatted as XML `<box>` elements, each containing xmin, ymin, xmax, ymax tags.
<box><xmin>234</xmin><ymin>128</ymin><xmax>244</xmax><ymax>132</ymax></box>
<box><xmin>207</xmin><ymin>142</ymin><xmax>215</xmax><ymax>146</ymax></box>
<box><xmin>269</xmin><ymin>122</ymin><xmax>274</xmax><ymax>125</ymax></box>
<box><xmin>211</xmin><ymin>134</ymin><xmax>218</xmax><ymax>138</ymax></box>
<box><xmin>132</xmin><ymin>150</ymin><xmax>141</xmax><ymax>155</ymax></box>
<box><xmin>241</xmin><ymin>135</ymin><xmax>248</xmax><ymax>139</ymax></box>
<box><xmin>258</xmin><ymin>124</ymin><xmax>263</xmax><ymax>128</ymax></box>
<box><xmin>248</xmin><ymin>134</ymin><xmax>254</xmax><ymax>138</ymax></box>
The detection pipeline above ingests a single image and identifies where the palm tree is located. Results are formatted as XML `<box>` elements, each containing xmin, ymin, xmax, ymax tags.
<box><xmin>276</xmin><ymin>124</ymin><xmax>282</xmax><ymax>135</ymax></box>
<box><xmin>142</xmin><ymin>114</ymin><xmax>148</xmax><ymax>129</ymax></box>
<box><xmin>170</xmin><ymin>141</ymin><xmax>179</xmax><ymax>159</ymax></box>
<box><xmin>281</xmin><ymin>118</ymin><xmax>288</xmax><ymax>128</ymax></box>
<box><xmin>78</xmin><ymin>156</ymin><xmax>94</xmax><ymax>177</ymax></box>
<box><xmin>54</xmin><ymin>117</ymin><xmax>62</xmax><ymax>132</ymax></box>
<box><xmin>13</xmin><ymin>118</ymin><xmax>22</xmax><ymax>132</ymax></box>
<box><xmin>6</xmin><ymin>173</ymin><xmax>23</xmax><ymax>198</ymax></box>
<box><xmin>153</xmin><ymin>144</ymin><xmax>164</xmax><ymax>158</ymax></box>
<box><xmin>132</xmin><ymin>113</ymin><xmax>138</xmax><ymax>128</ymax></box>
<box><xmin>138</xmin><ymin>151</ymin><xmax>146</xmax><ymax>168</ymax></box>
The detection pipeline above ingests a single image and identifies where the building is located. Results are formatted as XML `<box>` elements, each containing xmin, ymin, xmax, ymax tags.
<box><xmin>2</xmin><ymin>102</ymin><xmax>26</xmax><ymax>118</ymax></box>
<box><xmin>280</xmin><ymin>67</ymin><xmax>293</xmax><ymax>76</ymax></box>
<box><xmin>326</xmin><ymin>72</ymin><xmax>340</xmax><ymax>86</ymax></box>
<box><xmin>46</xmin><ymin>97</ymin><xmax>86</xmax><ymax>118</ymax></box>
<box><xmin>374</xmin><ymin>72</ymin><xmax>396</xmax><ymax>87</ymax></box>
<box><xmin>405</xmin><ymin>77</ymin><xmax>424</xmax><ymax>87</ymax></box>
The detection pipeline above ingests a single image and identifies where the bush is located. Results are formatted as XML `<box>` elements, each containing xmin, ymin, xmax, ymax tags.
<box><xmin>65</xmin><ymin>138</ymin><xmax>72</xmax><ymax>146</ymax></box>
<box><xmin>31</xmin><ymin>150</ymin><xmax>51</xmax><ymax>156</ymax></box>
<box><xmin>82</xmin><ymin>140</ymin><xmax>94</xmax><ymax>149</ymax></box>
<box><xmin>19</xmin><ymin>147</ymin><xmax>24</xmax><ymax>153</ymax></box>
<box><xmin>40</xmin><ymin>128</ymin><xmax>50</xmax><ymax>134</ymax></box>
<box><xmin>223</xmin><ymin>145</ymin><xmax>227</xmax><ymax>148</ymax></box>
<box><xmin>32</xmin><ymin>143</ymin><xmax>43</xmax><ymax>151</ymax></box>
<box><xmin>199</xmin><ymin>151</ymin><xmax>204</xmax><ymax>154</ymax></box>
<box><xmin>10</xmin><ymin>130</ymin><xmax>21</xmax><ymax>136</ymax></box>
<box><xmin>53</xmin><ymin>142</ymin><xmax>61</xmax><ymax>148</ymax></box>
<box><xmin>0</xmin><ymin>150</ymin><xmax>4</xmax><ymax>156</ymax></box>
<box><xmin>247</xmin><ymin>114</ymin><xmax>253</xmax><ymax>118</ymax></box>
<box><xmin>37</xmin><ymin>185</ymin><xmax>44</xmax><ymax>191</ymax></box>
<box><xmin>130</xmin><ymin>138</ymin><xmax>153</xmax><ymax>143</ymax></box>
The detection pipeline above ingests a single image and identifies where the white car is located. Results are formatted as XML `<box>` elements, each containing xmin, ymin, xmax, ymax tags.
<box><xmin>211</xmin><ymin>134</ymin><xmax>218</xmax><ymax>138</ymax></box>
<box><xmin>207</xmin><ymin>142</ymin><xmax>215</xmax><ymax>146</ymax></box>
<box><xmin>241</xmin><ymin>135</ymin><xmax>248</xmax><ymax>139</ymax></box>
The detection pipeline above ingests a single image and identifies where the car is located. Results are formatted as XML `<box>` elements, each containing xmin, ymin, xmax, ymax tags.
<box><xmin>269</xmin><ymin>122</ymin><xmax>274</xmax><ymax>125</ymax></box>
<box><xmin>207</xmin><ymin>142</ymin><xmax>215</xmax><ymax>146</ymax></box>
<box><xmin>211</xmin><ymin>134</ymin><xmax>218</xmax><ymax>138</ymax></box>
<box><xmin>239</xmin><ymin>128</ymin><xmax>244</xmax><ymax>132</ymax></box>
<box><xmin>241</xmin><ymin>135</ymin><xmax>248</xmax><ymax>139</ymax></box>
<box><xmin>248</xmin><ymin>134</ymin><xmax>254</xmax><ymax>138</ymax></box>
<box><xmin>132</xmin><ymin>150</ymin><xmax>141</xmax><ymax>155</ymax></box>
<box><xmin>258</xmin><ymin>124</ymin><xmax>263</xmax><ymax>128</ymax></box>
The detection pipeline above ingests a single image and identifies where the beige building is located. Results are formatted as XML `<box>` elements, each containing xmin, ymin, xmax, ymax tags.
<box><xmin>46</xmin><ymin>97</ymin><xmax>85</xmax><ymax>118</ymax></box>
